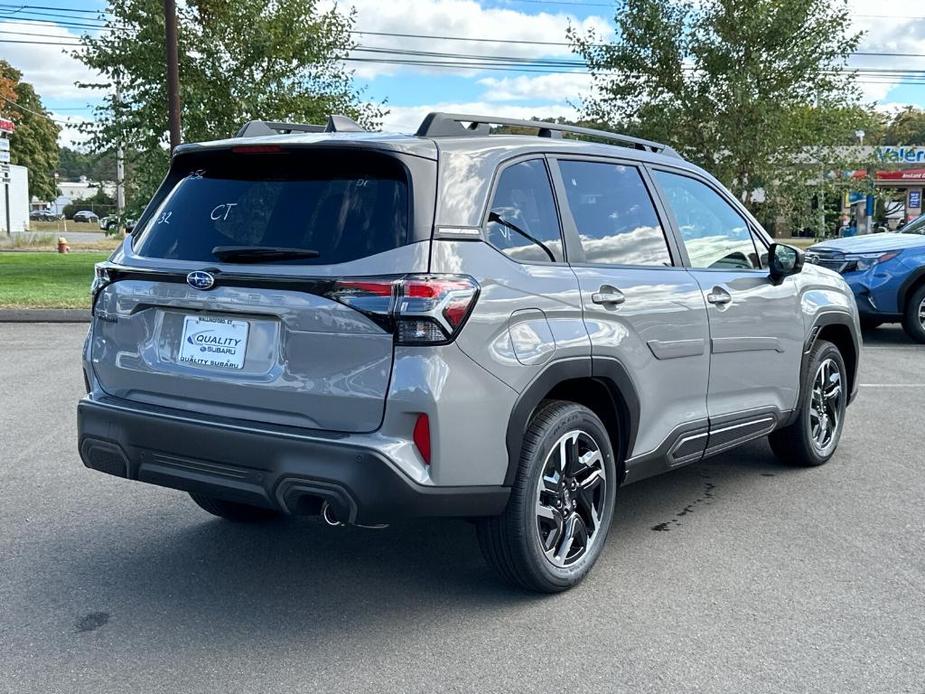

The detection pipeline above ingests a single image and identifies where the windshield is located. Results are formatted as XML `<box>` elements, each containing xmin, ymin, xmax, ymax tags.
<box><xmin>134</xmin><ymin>149</ymin><xmax>411</xmax><ymax>265</ymax></box>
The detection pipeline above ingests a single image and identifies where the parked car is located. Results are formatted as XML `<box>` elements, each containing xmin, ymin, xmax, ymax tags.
<box><xmin>73</xmin><ymin>210</ymin><xmax>99</xmax><ymax>223</ymax></box>
<box><xmin>99</xmin><ymin>215</ymin><xmax>135</xmax><ymax>233</ymax></box>
<box><xmin>900</xmin><ymin>215</ymin><xmax>925</xmax><ymax>235</ymax></box>
<box><xmin>29</xmin><ymin>209</ymin><xmax>60</xmax><ymax>221</ymax></box>
<box><xmin>807</xmin><ymin>223</ymin><xmax>925</xmax><ymax>341</ymax></box>
<box><xmin>78</xmin><ymin>114</ymin><xmax>861</xmax><ymax>592</ymax></box>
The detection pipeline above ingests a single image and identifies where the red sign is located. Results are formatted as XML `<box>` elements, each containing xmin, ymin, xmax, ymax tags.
<box><xmin>878</xmin><ymin>169</ymin><xmax>925</xmax><ymax>181</ymax></box>
<box><xmin>851</xmin><ymin>168</ymin><xmax>925</xmax><ymax>181</ymax></box>
<box><xmin>0</xmin><ymin>117</ymin><xmax>13</xmax><ymax>133</ymax></box>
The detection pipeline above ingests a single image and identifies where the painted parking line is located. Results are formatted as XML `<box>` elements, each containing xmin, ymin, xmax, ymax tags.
<box><xmin>863</xmin><ymin>347</ymin><xmax>923</xmax><ymax>351</ymax></box>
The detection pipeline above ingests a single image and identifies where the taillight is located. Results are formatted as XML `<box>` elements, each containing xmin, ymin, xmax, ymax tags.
<box><xmin>329</xmin><ymin>278</ymin><xmax>396</xmax><ymax>324</ymax></box>
<box><xmin>90</xmin><ymin>263</ymin><xmax>111</xmax><ymax>303</ymax></box>
<box><xmin>396</xmin><ymin>275</ymin><xmax>479</xmax><ymax>345</ymax></box>
<box><xmin>327</xmin><ymin>274</ymin><xmax>479</xmax><ymax>345</ymax></box>
<box><xmin>413</xmin><ymin>413</ymin><xmax>431</xmax><ymax>464</ymax></box>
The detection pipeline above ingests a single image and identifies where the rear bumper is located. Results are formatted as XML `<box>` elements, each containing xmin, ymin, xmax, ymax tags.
<box><xmin>77</xmin><ymin>397</ymin><xmax>509</xmax><ymax>525</ymax></box>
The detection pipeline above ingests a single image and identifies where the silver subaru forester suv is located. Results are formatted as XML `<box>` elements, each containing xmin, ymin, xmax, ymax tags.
<box><xmin>78</xmin><ymin>113</ymin><xmax>861</xmax><ymax>592</ymax></box>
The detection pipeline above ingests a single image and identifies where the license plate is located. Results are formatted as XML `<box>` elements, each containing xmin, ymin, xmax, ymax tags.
<box><xmin>178</xmin><ymin>315</ymin><xmax>249</xmax><ymax>370</ymax></box>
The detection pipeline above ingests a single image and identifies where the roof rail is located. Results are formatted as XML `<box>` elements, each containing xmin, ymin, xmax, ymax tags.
<box><xmin>415</xmin><ymin>112</ymin><xmax>677</xmax><ymax>156</ymax></box>
<box><xmin>235</xmin><ymin>115</ymin><xmax>365</xmax><ymax>138</ymax></box>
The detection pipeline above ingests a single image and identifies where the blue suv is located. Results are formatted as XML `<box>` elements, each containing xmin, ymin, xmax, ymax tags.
<box><xmin>807</xmin><ymin>216</ymin><xmax>925</xmax><ymax>342</ymax></box>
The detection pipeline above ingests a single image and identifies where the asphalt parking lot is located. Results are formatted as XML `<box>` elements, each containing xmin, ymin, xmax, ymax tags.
<box><xmin>1</xmin><ymin>323</ymin><xmax>923</xmax><ymax>693</ymax></box>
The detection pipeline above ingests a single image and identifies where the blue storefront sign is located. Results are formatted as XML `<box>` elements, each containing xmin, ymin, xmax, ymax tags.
<box><xmin>910</xmin><ymin>190</ymin><xmax>922</xmax><ymax>209</ymax></box>
<box><xmin>877</xmin><ymin>146</ymin><xmax>925</xmax><ymax>163</ymax></box>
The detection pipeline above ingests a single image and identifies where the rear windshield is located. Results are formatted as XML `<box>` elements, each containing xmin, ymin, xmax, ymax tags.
<box><xmin>134</xmin><ymin>149</ymin><xmax>411</xmax><ymax>265</ymax></box>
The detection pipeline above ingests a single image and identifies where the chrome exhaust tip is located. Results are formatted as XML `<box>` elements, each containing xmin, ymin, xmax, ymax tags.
<box><xmin>321</xmin><ymin>500</ymin><xmax>344</xmax><ymax>527</ymax></box>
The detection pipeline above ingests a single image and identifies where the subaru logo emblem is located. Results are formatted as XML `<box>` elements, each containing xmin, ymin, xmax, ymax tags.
<box><xmin>187</xmin><ymin>271</ymin><xmax>215</xmax><ymax>290</ymax></box>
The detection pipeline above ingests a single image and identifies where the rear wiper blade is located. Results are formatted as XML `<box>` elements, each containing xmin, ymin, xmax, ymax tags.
<box><xmin>488</xmin><ymin>212</ymin><xmax>555</xmax><ymax>262</ymax></box>
<box><xmin>212</xmin><ymin>246</ymin><xmax>321</xmax><ymax>263</ymax></box>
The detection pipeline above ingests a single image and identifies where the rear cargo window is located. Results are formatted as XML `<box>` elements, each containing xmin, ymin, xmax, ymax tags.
<box><xmin>134</xmin><ymin>150</ymin><xmax>411</xmax><ymax>265</ymax></box>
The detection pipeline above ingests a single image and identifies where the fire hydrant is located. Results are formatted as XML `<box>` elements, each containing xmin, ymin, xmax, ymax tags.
<box><xmin>57</xmin><ymin>237</ymin><xmax>70</xmax><ymax>254</ymax></box>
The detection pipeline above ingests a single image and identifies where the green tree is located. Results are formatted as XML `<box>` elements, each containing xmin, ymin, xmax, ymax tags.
<box><xmin>0</xmin><ymin>60</ymin><xmax>60</xmax><ymax>201</ymax></box>
<box><xmin>570</xmin><ymin>0</ymin><xmax>875</xmax><ymax>234</ymax></box>
<box><xmin>57</xmin><ymin>146</ymin><xmax>93</xmax><ymax>181</ymax></box>
<box><xmin>77</xmin><ymin>0</ymin><xmax>382</xmax><ymax>214</ymax></box>
<box><xmin>881</xmin><ymin>107</ymin><xmax>925</xmax><ymax>145</ymax></box>
<box><xmin>58</xmin><ymin>145</ymin><xmax>138</xmax><ymax>186</ymax></box>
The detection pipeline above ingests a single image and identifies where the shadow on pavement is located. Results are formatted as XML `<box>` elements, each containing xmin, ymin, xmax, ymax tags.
<box><xmin>860</xmin><ymin>324</ymin><xmax>919</xmax><ymax>346</ymax></box>
<box><xmin>46</xmin><ymin>439</ymin><xmax>794</xmax><ymax>645</ymax></box>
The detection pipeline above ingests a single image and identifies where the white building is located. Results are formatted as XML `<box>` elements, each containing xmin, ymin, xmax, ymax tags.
<box><xmin>39</xmin><ymin>177</ymin><xmax>116</xmax><ymax>216</ymax></box>
<box><xmin>0</xmin><ymin>164</ymin><xmax>29</xmax><ymax>233</ymax></box>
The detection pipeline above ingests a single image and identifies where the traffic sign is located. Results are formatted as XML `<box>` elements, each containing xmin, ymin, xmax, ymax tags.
<box><xmin>0</xmin><ymin>150</ymin><xmax>9</xmax><ymax>164</ymax></box>
<box><xmin>0</xmin><ymin>118</ymin><xmax>13</xmax><ymax>133</ymax></box>
<box><xmin>0</xmin><ymin>138</ymin><xmax>9</xmax><ymax>151</ymax></box>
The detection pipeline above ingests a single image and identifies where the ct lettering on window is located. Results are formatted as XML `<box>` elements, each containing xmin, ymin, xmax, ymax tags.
<box><xmin>211</xmin><ymin>203</ymin><xmax>238</xmax><ymax>221</ymax></box>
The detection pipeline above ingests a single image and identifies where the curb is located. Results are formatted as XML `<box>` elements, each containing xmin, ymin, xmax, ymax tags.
<box><xmin>0</xmin><ymin>309</ymin><xmax>91</xmax><ymax>323</ymax></box>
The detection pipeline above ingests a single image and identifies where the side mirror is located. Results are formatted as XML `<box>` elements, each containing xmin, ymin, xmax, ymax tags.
<box><xmin>768</xmin><ymin>243</ymin><xmax>804</xmax><ymax>283</ymax></box>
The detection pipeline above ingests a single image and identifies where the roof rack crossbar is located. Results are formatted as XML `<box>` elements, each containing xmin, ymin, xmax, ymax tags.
<box><xmin>415</xmin><ymin>112</ymin><xmax>676</xmax><ymax>155</ymax></box>
<box><xmin>235</xmin><ymin>115</ymin><xmax>365</xmax><ymax>138</ymax></box>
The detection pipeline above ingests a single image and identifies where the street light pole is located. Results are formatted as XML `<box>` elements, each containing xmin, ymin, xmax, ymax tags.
<box><xmin>115</xmin><ymin>80</ymin><xmax>125</xmax><ymax>218</ymax></box>
<box><xmin>164</xmin><ymin>0</ymin><xmax>181</xmax><ymax>151</ymax></box>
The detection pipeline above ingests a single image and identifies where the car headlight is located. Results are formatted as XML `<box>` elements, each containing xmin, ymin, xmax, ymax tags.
<box><xmin>847</xmin><ymin>251</ymin><xmax>900</xmax><ymax>271</ymax></box>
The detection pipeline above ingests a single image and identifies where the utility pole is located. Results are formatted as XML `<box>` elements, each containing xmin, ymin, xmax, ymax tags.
<box><xmin>0</xmin><ymin>124</ymin><xmax>11</xmax><ymax>236</ymax></box>
<box><xmin>115</xmin><ymin>80</ymin><xmax>125</xmax><ymax>218</ymax></box>
<box><xmin>164</xmin><ymin>0</ymin><xmax>181</xmax><ymax>151</ymax></box>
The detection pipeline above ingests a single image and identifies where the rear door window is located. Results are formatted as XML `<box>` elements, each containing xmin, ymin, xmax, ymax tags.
<box><xmin>134</xmin><ymin>150</ymin><xmax>411</xmax><ymax>265</ymax></box>
<box><xmin>557</xmin><ymin>160</ymin><xmax>673</xmax><ymax>266</ymax></box>
<box><xmin>486</xmin><ymin>159</ymin><xmax>564</xmax><ymax>263</ymax></box>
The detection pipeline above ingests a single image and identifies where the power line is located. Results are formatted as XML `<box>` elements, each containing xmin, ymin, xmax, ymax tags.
<box><xmin>350</xmin><ymin>29</ymin><xmax>573</xmax><ymax>47</ymax></box>
<box><xmin>3</xmin><ymin>31</ymin><xmax>925</xmax><ymax>63</ymax></box>
<box><xmin>0</xmin><ymin>92</ymin><xmax>81</xmax><ymax>124</ymax></box>
<box><xmin>0</xmin><ymin>37</ymin><xmax>80</xmax><ymax>44</ymax></box>
<box><xmin>0</xmin><ymin>2</ymin><xmax>107</xmax><ymax>14</ymax></box>
<box><xmin>0</xmin><ymin>14</ymin><xmax>117</xmax><ymax>31</ymax></box>
<box><xmin>2</xmin><ymin>11</ymin><xmax>925</xmax><ymax>60</ymax></box>
<box><xmin>494</xmin><ymin>0</ymin><xmax>614</xmax><ymax>6</ymax></box>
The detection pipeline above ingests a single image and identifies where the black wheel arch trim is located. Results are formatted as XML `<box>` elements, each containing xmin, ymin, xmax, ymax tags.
<box><xmin>785</xmin><ymin>310</ymin><xmax>859</xmax><ymax>427</ymax></box>
<box><xmin>898</xmin><ymin>267</ymin><xmax>925</xmax><ymax>311</ymax></box>
<box><xmin>503</xmin><ymin>356</ymin><xmax>641</xmax><ymax>486</ymax></box>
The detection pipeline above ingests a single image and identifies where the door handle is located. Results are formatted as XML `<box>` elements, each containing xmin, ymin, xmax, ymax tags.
<box><xmin>591</xmin><ymin>286</ymin><xmax>625</xmax><ymax>306</ymax></box>
<box><xmin>706</xmin><ymin>286</ymin><xmax>732</xmax><ymax>306</ymax></box>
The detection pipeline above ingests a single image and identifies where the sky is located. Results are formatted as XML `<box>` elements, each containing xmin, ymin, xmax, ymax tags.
<box><xmin>1</xmin><ymin>0</ymin><xmax>924</xmax><ymax>148</ymax></box>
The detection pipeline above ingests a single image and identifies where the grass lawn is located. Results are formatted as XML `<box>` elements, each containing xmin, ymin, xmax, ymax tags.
<box><xmin>0</xmin><ymin>252</ymin><xmax>109</xmax><ymax>309</ymax></box>
<box><xmin>30</xmin><ymin>221</ymin><xmax>103</xmax><ymax>233</ymax></box>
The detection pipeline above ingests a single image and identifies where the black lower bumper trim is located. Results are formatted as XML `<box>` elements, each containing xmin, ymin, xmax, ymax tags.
<box><xmin>77</xmin><ymin>398</ymin><xmax>509</xmax><ymax>524</ymax></box>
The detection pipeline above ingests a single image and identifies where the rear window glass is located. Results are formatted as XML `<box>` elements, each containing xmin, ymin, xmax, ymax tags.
<box><xmin>134</xmin><ymin>150</ymin><xmax>411</xmax><ymax>265</ymax></box>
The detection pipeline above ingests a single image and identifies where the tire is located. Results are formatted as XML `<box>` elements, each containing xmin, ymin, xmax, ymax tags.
<box><xmin>477</xmin><ymin>400</ymin><xmax>618</xmax><ymax>593</ymax></box>
<box><xmin>768</xmin><ymin>339</ymin><xmax>847</xmax><ymax>467</ymax></box>
<box><xmin>901</xmin><ymin>284</ymin><xmax>925</xmax><ymax>344</ymax></box>
<box><xmin>189</xmin><ymin>493</ymin><xmax>280</xmax><ymax>522</ymax></box>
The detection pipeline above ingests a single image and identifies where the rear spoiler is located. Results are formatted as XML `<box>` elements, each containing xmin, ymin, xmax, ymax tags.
<box><xmin>235</xmin><ymin>115</ymin><xmax>365</xmax><ymax>138</ymax></box>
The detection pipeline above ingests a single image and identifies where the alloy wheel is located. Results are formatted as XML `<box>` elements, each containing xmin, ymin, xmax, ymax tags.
<box><xmin>535</xmin><ymin>430</ymin><xmax>607</xmax><ymax>568</ymax></box>
<box><xmin>809</xmin><ymin>357</ymin><xmax>843</xmax><ymax>454</ymax></box>
<box><xmin>918</xmin><ymin>296</ymin><xmax>925</xmax><ymax>330</ymax></box>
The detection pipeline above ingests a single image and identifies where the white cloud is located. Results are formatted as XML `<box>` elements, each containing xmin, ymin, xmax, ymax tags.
<box><xmin>847</xmin><ymin>0</ymin><xmax>925</xmax><ymax>105</ymax></box>
<box><xmin>381</xmin><ymin>101</ymin><xmax>580</xmax><ymax>133</ymax></box>
<box><xmin>0</xmin><ymin>21</ymin><xmax>103</xmax><ymax>101</ymax></box>
<box><xmin>477</xmin><ymin>72</ymin><xmax>592</xmax><ymax>102</ymax></box>
<box><xmin>49</xmin><ymin>113</ymin><xmax>92</xmax><ymax>149</ymax></box>
<box><xmin>338</xmin><ymin>0</ymin><xmax>611</xmax><ymax>78</ymax></box>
